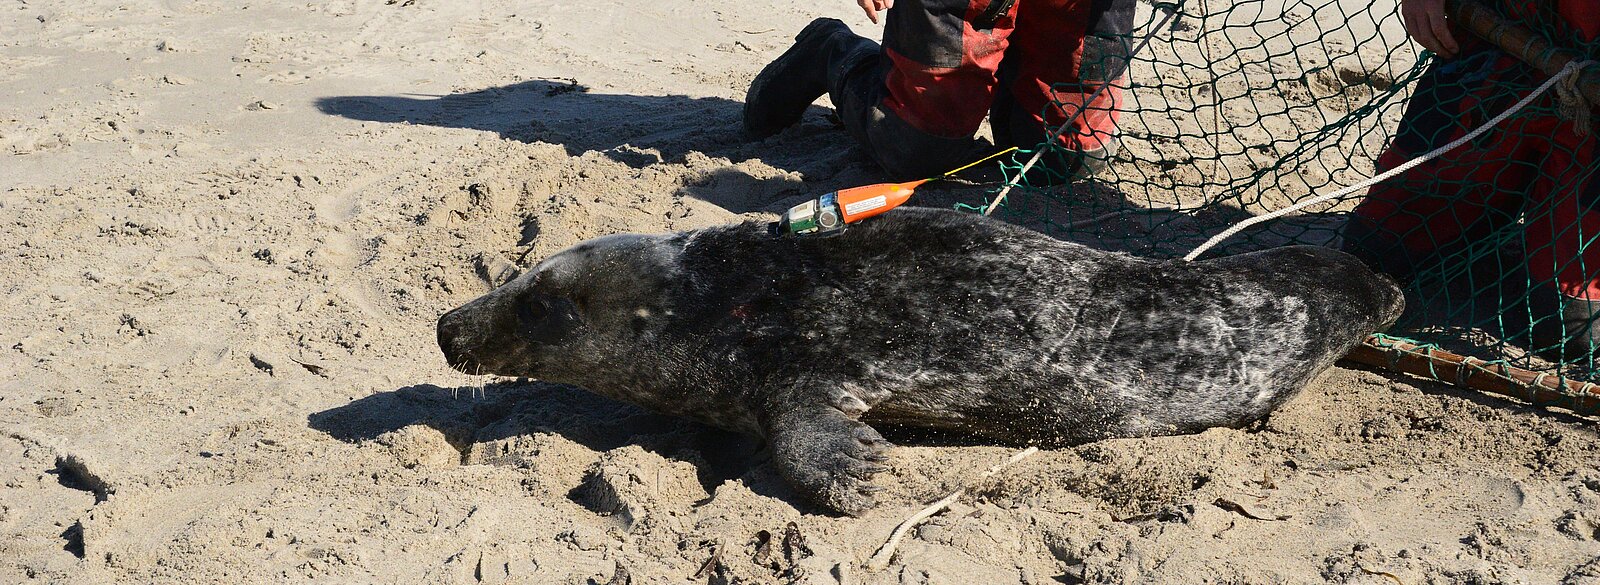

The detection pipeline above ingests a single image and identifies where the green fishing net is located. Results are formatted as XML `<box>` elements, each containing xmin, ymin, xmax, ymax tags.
<box><xmin>961</xmin><ymin>0</ymin><xmax>1600</xmax><ymax>389</ymax></box>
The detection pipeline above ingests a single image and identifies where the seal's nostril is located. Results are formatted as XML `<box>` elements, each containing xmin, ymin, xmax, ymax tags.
<box><xmin>436</xmin><ymin>319</ymin><xmax>451</xmax><ymax>349</ymax></box>
<box><xmin>437</xmin><ymin>310</ymin><xmax>466</xmax><ymax>364</ymax></box>
<box><xmin>438</xmin><ymin>338</ymin><xmax>477</xmax><ymax>373</ymax></box>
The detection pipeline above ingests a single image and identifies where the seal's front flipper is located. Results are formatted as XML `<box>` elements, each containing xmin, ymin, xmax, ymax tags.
<box><xmin>767</xmin><ymin>405</ymin><xmax>892</xmax><ymax>516</ymax></box>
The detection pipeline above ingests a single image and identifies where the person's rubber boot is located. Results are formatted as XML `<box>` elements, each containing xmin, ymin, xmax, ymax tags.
<box><xmin>1066</xmin><ymin>32</ymin><xmax>1131</xmax><ymax>180</ymax></box>
<box><xmin>743</xmin><ymin>18</ymin><xmax>852</xmax><ymax>140</ymax></box>
<box><xmin>1526</xmin><ymin>289</ymin><xmax>1600</xmax><ymax>363</ymax></box>
<box><xmin>989</xmin><ymin>74</ymin><xmax>1124</xmax><ymax>182</ymax></box>
<box><xmin>1041</xmin><ymin>127</ymin><xmax>1121</xmax><ymax>181</ymax></box>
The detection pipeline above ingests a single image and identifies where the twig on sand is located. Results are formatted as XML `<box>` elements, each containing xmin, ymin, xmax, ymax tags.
<box><xmin>1359</xmin><ymin>565</ymin><xmax>1406</xmax><ymax>585</ymax></box>
<box><xmin>864</xmin><ymin>447</ymin><xmax>1038</xmax><ymax>572</ymax></box>
<box><xmin>692</xmin><ymin>540</ymin><xmax>723</xmax><ymax>580</ymax></box>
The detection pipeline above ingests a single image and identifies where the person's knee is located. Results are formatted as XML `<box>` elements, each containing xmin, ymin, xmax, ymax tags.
<box><xmin>880</xmin><ymin>65</ymin><xmax>998</xmax><ymax>139</ymax></box>
<box><xmin>859</xmin><ymin>106</ymin><xmax>982</xmax><ymax>180</ymax></box>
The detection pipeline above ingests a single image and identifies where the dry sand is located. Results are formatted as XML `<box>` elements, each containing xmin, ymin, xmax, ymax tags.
<box><xmin>3</xmin><ymin>1</ymin><xmax>1598</xmax><ymax>583</ymax></box>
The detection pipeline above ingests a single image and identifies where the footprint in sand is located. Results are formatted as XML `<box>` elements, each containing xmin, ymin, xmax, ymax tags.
<box><xmin>312</xmin><ymin>176</ymin><xmax>370</xmax><ymax>225</ymax></box>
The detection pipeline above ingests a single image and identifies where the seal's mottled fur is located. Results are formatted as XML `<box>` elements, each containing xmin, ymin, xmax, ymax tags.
<box><xmin>437</xmin><ymin>207</ymin><xmax>1403</xmax><ymax>515</ymax></box>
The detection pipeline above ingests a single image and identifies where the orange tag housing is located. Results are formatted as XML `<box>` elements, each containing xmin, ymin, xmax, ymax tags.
<box><xmin>836</xmin><ymin>179</ymin><xmax>928</xmax><ymax>223</ymax></box>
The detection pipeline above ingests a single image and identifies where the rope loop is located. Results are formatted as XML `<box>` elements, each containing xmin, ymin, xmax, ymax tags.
<box><xmin>1555</xmin><ymin>60</ymin><xmax>1596</xmax><ymax>136</ymax></box>
<box><xmin>1530</xmin><ymin>372</ymin><xmax>1551</xmax><ymax>402</ymax></box>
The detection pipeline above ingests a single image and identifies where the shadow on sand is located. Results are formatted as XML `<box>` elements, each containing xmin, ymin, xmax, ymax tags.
<box><xmin>305</xmin><ymin>381</ymin><xmax>818</xmax><ymax>510</ymax></box>
<box><xmin>315</xmin><ymin>79</ymin><xmax>842</xmax><ymax>170</ymax></box>
<box><xmin>317</xmin><ymin>79</ymin><xmax>878</xmax><ymax>214</ymax></box>
<box><xmin>316</xmin><ymin>77</ymin><xmax>1311</xmax><ymax>253</ymax></box>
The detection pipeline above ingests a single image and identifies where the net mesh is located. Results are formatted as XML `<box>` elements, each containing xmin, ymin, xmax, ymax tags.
<box><xmin>958</xmin><ymin>0</ymin><xmax>1600</xmax><ymax>385</ymax></box>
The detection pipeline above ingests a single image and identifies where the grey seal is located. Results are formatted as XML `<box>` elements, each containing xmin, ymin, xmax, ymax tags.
<box><xmin>436</xmin><ymin>207</ymin><xmax>1404</xmax><ymax>515</ymax></box>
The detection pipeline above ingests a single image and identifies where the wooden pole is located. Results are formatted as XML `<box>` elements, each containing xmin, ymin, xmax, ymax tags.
<box><xmin>1447</xmin><ymin>0</ymin><xmax>1600</xmax><ymax>108</ymax></box>
<box><xmin>1341</xmin><ymin>335</ymin><xmax>1600</xmax><ymax>417</ymax></box>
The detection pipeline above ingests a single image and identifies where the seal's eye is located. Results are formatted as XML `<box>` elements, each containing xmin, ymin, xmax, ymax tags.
<box><xmin>515</xmin><ymin>296</ymin><xmax>548</xmax><ymax>341</ymax></box>
<box><xmin>515</xmin><ymin>293</ymin><xmax>580</xmax><ymax>345</ymax></box>
<box><xmin>516</xmin><ymin>298</ymin><xmax>542</xmax><ymax>325</ymax></box>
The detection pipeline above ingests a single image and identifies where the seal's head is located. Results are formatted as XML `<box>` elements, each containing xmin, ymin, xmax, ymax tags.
<box><xmin>436</xmin><ymin>233</ymin><xmax>681</xmax><ymax>381</ymax></box>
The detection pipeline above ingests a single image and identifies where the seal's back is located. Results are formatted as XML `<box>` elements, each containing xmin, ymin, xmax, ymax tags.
<box><xmin>769</xmin><ymin>208</ymin><xmax>1406</xmax><ymax>444</ymax></box>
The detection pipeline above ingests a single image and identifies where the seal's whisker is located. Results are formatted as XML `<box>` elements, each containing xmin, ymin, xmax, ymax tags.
<box><xmin>473</xmin><ymin>364</ymin><xmax>486</xmax><ymax>400</ymax></box>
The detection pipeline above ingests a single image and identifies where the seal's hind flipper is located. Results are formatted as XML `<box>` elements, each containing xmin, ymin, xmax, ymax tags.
<box><xmin>767</xmin><ymin>405</ymin><xmax>892</xmax><ymax>516</ymax></box>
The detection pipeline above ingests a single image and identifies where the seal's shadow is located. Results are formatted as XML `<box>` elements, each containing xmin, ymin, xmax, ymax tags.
<box><xmin>308</xmin><ymin>382</ymin><xmax>799</xmax><ymax>507</ymax></box>
<box><xmin>304</xmin><ymin>382</ymin><xmax>1031</xmax><ymax>514</ymax></box>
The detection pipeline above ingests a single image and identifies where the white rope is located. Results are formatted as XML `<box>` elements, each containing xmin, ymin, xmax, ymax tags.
<box><xmin>982</xmin><ymin>5</ymin><xmax>1181</xmax><ymax>217</ymax></box>
<box><xmin>1181</xmin><ymin>59</ymin><xmax>1597</xmax><ymax>262</ymax></box>
<box><xmin>864</xmin><ymin>447</ymin><xmax>1037</xmax><ymax>572</ymax></box>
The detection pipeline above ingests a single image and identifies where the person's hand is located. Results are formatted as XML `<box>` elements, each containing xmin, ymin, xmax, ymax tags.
<box><xmin>1401</xmin><ymin>0</ymin><xmax>1459</xmax><ymax>58</ymax></box>
<box><xmin>858</xmin><ymin>0</ymin><xmax>893</xmax><ymax>24</ymax></box>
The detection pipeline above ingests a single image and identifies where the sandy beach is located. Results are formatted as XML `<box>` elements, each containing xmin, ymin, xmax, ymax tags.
<box><xmin>3</xmin><ymin>0</ymin><xmax>1598</xmax><ymax>583</ymax></box>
